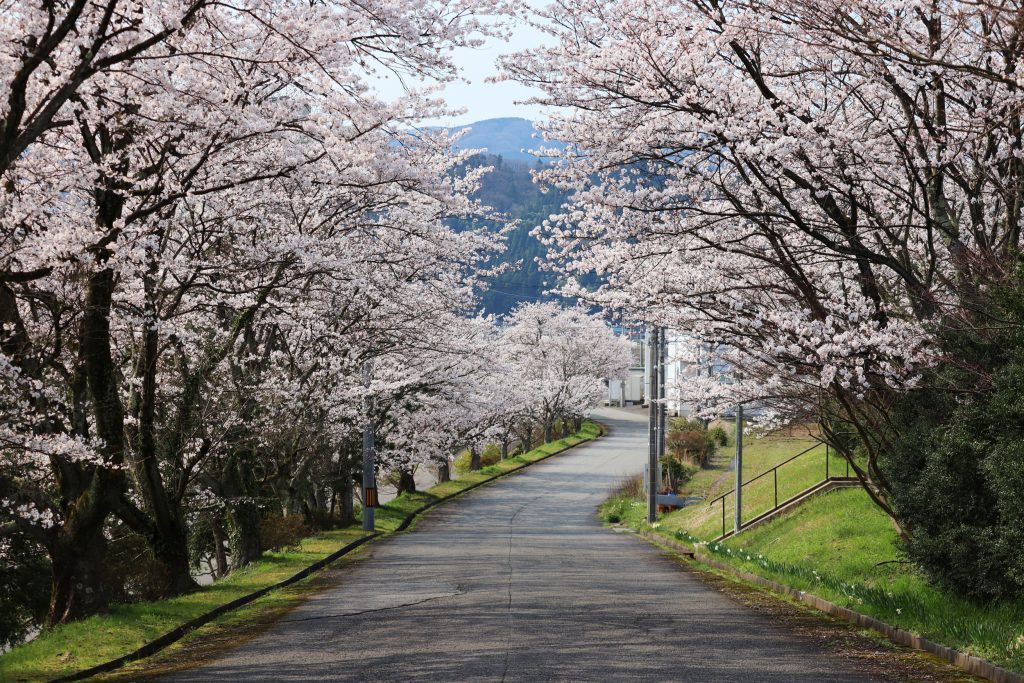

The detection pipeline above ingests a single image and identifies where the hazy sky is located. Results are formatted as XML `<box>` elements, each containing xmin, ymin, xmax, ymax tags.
<box><xmin>440</xmin><ymin>17</ymin><xmax>552</xmax><ymax>126</ymax></box>
<box><xmin>372</xmin><ymin>7</ymin><xmax>552</xmax><ymax>127</ymax></box>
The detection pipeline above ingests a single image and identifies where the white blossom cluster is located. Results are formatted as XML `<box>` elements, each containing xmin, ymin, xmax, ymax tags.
<box><xmin>0</xmin><ymin>0</ymin><xmax>537</xmax><ymax>618</ymax></box>
<box><xmin>501</xmin><ymin>0</ymin><xmax>1018</xmax><ymax>425</ymax></box>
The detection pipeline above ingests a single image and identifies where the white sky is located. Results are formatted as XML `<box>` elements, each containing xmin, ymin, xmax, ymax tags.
<box><xmin>372</xmin><ymin>6</ymin><xmax>553</xmax><ymax>126</ymax></box>
<box><xmin>439</xmin><ymin>16</ymin><xmax>552</xmax><ymax>126</ymax></box>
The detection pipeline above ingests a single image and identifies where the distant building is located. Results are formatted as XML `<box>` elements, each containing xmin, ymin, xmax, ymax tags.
<box><xmin>605</xmin><ymin>330</ymin><xmax>646</xmax><ymax>406</ymax></box>
<box><xmin>607</xmin><ymin>368</ymin><xmax>645</xmax><ymax>406</ymax></box>
<box><xmin>662</xmin><ymin>333</ymin><xmax>732</xmax><ymax>416</ymax></box>
<box><xmin>605</xmin><ymin>327</ymin><xmax>739</xmax><ymax>414</ymax></box>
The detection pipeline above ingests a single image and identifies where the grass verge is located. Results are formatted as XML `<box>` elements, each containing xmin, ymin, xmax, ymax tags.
<box><xmin>604</xmin><ymin>423</ymin><xmax>840</xmax><ymax>537</ymax></box>
<box><xmin>600</xmin><ymin>483</ymin><xmax>1024</xmax><ymax>675</ymax></box>
<box><xmin>0</xmin><ymin>421</ymin><xmax>602</xmax><ymax>683</ymax></box>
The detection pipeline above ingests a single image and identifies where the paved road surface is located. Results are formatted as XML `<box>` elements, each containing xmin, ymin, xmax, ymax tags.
<box><xmin>169</xmin><ymin>407</ymin><xmax>874</xmax><ymax>682</ymax></box>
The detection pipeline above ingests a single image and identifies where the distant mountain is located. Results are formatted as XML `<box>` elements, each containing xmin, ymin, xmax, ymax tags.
<box><xmin>450</xmin><ymin>153</ymin><xmax>569</xmax><ymax>316</ymax></box>
<box><xmin>449</xmin><ymin>117</ymin><xmax>565</xmax><ymax>163</ymax></box>
<box><xmin>444</xmin><ymin>120</ymin><xmax>581</xmax><ymax>316</ymax></box>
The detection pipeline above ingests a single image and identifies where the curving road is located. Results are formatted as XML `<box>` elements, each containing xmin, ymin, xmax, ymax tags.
<box><xmin>169</xmin><ymin>407</ymin><xmax>875</xmax><ymax>682</ymax></box>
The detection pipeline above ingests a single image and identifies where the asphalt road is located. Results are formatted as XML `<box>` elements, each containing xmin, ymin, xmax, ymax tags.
<box><xmin>169</xmin><ymin>407</ymin><xmax>875</xmax><ymax>682</ymax></box>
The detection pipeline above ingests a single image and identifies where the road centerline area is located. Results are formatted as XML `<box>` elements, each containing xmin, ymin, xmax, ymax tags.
<box><xmin>167</xmin><ymin>408</ymin><xmax>877</xmax><ymax>682</ymax></box>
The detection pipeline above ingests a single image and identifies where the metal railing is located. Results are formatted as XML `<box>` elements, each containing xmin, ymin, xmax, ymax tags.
<box><xmin>708</xmin><ymin>443</ymin><xmax>851</xmax><ymax>540</ymax></box>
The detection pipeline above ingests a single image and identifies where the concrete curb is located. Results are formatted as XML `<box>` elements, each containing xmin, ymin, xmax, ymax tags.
<box><xmin>50</xmin><ymin>532</ymin><xmax>379</xmax><ymax>682</ymax></box>
<box><xmin>637</xmin><ymin>529</ymin><xmax>694</xmax><ymax>558</ymax></box>
<box><xmin>637</xmin><ymin>530</ymin><xmax>1022</xmax><ymax>683</ymax></box>
<box><xmin>52</xmin><ymin>425</ymin><xmax>604</xmax><ymax>682</ymax></box>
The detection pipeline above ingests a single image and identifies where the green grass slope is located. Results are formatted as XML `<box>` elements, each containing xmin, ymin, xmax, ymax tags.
<box><xmin>603</xmin><ymin>481</ymin><xmax>1024</xmax><ymax>673</ymax></box>
<box><xmin>703</xmin><ymin>488</ymin><xmax>1024</xmax><ymax>672</ymax></box>
<box><xmin>606</xmin><ymin>423</ymin><xmax>842</xmax><ymax>539</ymax></box>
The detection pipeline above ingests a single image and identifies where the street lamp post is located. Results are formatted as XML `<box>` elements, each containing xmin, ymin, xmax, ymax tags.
<box><xmin>734</xmin><ymin>402</ymin><xmax>743</xmax><ymax>535</ymax></box>
<box><xmin>658</xmin><ymin>327</ymin><xmax>667</xmax><ymax>478</ymax></box>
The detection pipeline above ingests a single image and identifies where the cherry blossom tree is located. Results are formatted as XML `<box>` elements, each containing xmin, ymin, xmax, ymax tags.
<box><xmin>0</xmin><ymin>0</ymin><xmax>507</xmax><ymax>624</ymax></box>
<box><xmin>501</xmin><ymin>0</ymin><xmax>1024</xmax><ymax>528</ymax></box>
<box><xmin>502</xmin><ymin>303</ymin><xmax>632</xmax><ymax>441</ymax></box>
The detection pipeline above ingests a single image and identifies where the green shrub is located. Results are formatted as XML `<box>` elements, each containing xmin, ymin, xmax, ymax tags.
<box><xmin>661</xmin><ymin>458</ymin><xmax>698</xmax><ymax>492</ymax></box>
<box><xmin>601</xmin><ymin>497</ymin><xmax>631</xmax><ymax>524</ymax></box>
<box><xmin>260</xmin><ymin>514</ymin><xmax>310</xmax><ymax>553</ymax></box>
<box><xmin>708</xmin><ymin>425</ymin><xmax>729</xmax><ymax>447</ymax></box>
<box><xmin>454</xmin><ymin>443</ymin><xmax>502</xmax><ymax>474</ymax></box>
<box><xmin>667</xmin><ymin>418</ymin><xmax>718</xmax><ymax>467</ymax></box>
<box><xmin>0</xmin><ymin>534</ymin><xmax>49</xmax><ymax>649</ymax></box>
<box><xmin>879</xmin><ymin>270</ymin><xmax>1024</xmax><ymax>601</ymax></box>
<box><xmin>453</xmin><ymin>448</ymin><xmax>470</xmax><ymax>473</ymax></box>
<box><xmin>481</xmin><ymin>442</ymin><xmax>502</xmax><ymax>463</ymax></box>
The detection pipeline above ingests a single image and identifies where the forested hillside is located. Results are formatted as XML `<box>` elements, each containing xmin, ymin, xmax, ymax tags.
<box><xmin>460</xmin><ymin>154</ymin><xmax>570</xmax><ymax>316</ymax></box>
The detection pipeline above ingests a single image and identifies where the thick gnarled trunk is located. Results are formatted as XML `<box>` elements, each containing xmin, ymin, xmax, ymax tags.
<box><xmin>227</xmin><ymin>501</ymin><xmax>262</xmax><ymax>568</ymax></box>
<box><xmin>396</xmin><ymin>469</ymin><xmax>416</xmax><ymax>495</ymax></box>
<box><xmin>46</xmin><ymin>476</ymin><xmax>112</xmax><ymax>625</ymax></box>
<box><xmin>125</xmin><ymin>316</ymin><xmax>198</xmax><ymax>596</ymax></box>
<box><xmin>48</xmin><ymin>525</ymin><xmax>110</xmax><ymax>625</ymax></box>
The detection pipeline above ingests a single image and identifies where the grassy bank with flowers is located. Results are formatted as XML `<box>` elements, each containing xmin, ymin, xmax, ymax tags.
<box><xmin>0</xmin><ymin>421</ymin><xmax>602</xmax><ymax>683</ymax></box>
<box><xmin>600</xmin><ymin>482</ymin><xmax>1024</xmax><ymax>674</ymax></box>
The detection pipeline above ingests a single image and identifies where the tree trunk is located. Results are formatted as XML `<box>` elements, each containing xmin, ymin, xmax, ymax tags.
<box><xmin>153</xmin><ymin>520</ymin><xmax>199</xmax><ymax>594</ymax></box>
<box><xmin>46</xmin><ymin>266</ymin><xmax>130</xmax><ymax>624</ymax></box>
<box><xmin>573</xmin><ymin>417</ymin><xmax>582</xmax><ymax>433</ymax></box>
<box><xmin>227</xmin><ymin>500</ymin><xmax>262</xmax><ymax>569</ymax></box>
<box><xmin>340</xmin><ymin>474</ymin><xmax>355</xmax><ymax>526</ymax></box>
<box><xmin>211</xmin><ymin>513</ymin><xmax>229</xmax><ymax>579</ymax></box>
<box><xmin>561</xmin><ymin>418</ymin><xmax>570</xmax><ymax>439</ymax></box>
<box><xmin>469</xmin><ymin>446</ymin><xmax>482</xmax><ymax>471</ymax></box>
<box><xmin>500</xmin><ymin>438</ymin><xmax>509</xmax><ymax>460</ymax></box>
<box><xmin>396</xmin><ymin>469</ymin><xmax>416</xmax><ymax>495</ymax></box>
<box><xmin>222</xmin><ymin>451</ymin><xmax>262</xmax><ymax>569</ymax></box>
<box><xmin>437</xmin><ymin>460</ymin><xmax>451</xmax><ymax>483</ymax></box>
<box><xmin>47</xmin><ymin>496</ymin><xmax>110</xmax><ymax>625</ymax></box>
<box><xmin>544</xmin><ymin>418</ymin><xmax>554</xmax><ymax>443</ymax></box>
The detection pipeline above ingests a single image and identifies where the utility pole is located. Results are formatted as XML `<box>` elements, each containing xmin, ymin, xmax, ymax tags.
<box><xmin>657</xmin><ymin>327</ymin><xmax>667</xmax><ymax>472</ymax></box>
<box><xmin>647</xmin><ymin>326</ymin><xmax>659</xmax><ymax>524</ymax></box>
<box><xmin>734</xmin><ymin>402</ymin><xmax>744</xmax><ymax>535</ymax></box>
<box><xmin>362</xmin><ymin>360</ymin><xmax>377</xmax><ymax>531</ymax></box>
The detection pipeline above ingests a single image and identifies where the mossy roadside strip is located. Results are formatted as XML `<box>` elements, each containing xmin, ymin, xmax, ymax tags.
<box><xmin>0</xmin><ymin>421</ymin><xmax>603</xmax><ymax>683</ymax></box>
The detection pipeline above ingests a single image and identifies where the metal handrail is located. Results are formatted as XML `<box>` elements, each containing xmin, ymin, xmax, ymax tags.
<box><xmin>707</xmin><ymin>442</ymin><xmax>823</xmax><ymax>506</ymax></box>
<box><xmin>708</xmin><ymin>440</ymin><xmax>852</xmax><ymax>540</ymax></box>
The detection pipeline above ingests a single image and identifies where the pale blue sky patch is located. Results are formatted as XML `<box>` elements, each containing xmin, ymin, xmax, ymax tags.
<box><xmin>371</xmin><ymin>2</ymin><xmax>551</xmax><ymax>126</ymax></box>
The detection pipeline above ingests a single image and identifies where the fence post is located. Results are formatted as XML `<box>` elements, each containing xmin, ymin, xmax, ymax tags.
<box><xmin>774</xmin><ymin>468</ymin><xmax>778</xmax><ymax>510</ymax></box>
